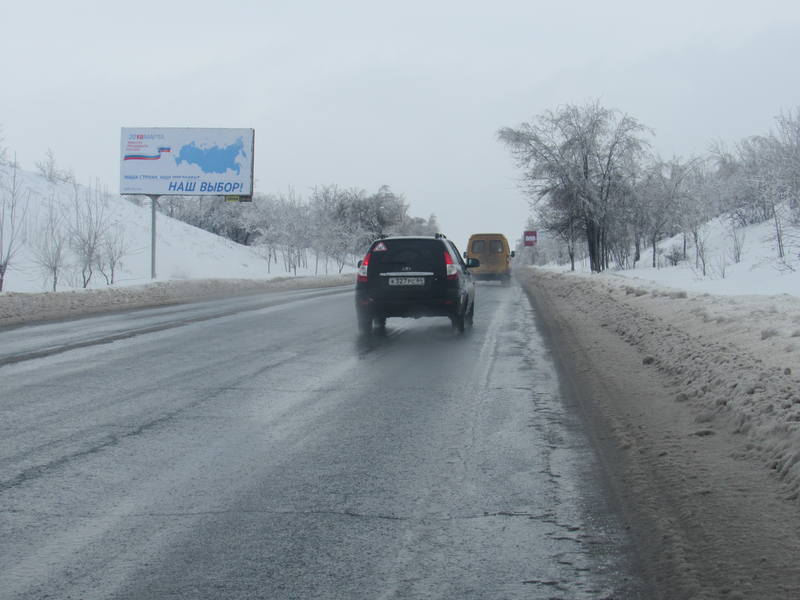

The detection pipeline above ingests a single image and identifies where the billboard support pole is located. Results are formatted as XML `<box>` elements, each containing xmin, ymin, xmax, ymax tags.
<box><xmin>148</xmin><ymin>195</ymin><xmax>159</xmax><ymax>279</ymax></box>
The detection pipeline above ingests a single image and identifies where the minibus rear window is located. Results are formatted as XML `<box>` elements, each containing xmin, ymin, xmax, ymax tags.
<box><xmin>471</xmin><ymin>240</ymin><xmax>486</xmax><ymax>253</ymax></box>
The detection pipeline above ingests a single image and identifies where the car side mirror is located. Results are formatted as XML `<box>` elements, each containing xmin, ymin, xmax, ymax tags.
<box><xmin>510</xmin><ymin>251</ymin><xmax>516</xmax><ymax>258</ymax></box>
<box><xmin>357</xmin><ymin>260</ymin><xmax>363</xmax><ymax>268</ymax></box>
<box><xmin>466</xmin><ymin>258</ymin><xmax>480</xmax><ymax>268</ymax></box>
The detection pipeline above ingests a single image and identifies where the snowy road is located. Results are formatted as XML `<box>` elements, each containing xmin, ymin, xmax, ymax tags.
<box><xmin>0</xmin><ymin>283</ymin><xmax>645</xmax><ymax>599</ymax></box>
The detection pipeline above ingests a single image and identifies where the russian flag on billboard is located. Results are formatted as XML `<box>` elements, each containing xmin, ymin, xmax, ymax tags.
<box><xmin>123</xmin><ymin>147</ymin><xmax>172</xmax><ymax>160</ymax></box>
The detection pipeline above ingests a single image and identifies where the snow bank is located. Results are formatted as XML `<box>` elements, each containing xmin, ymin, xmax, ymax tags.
<box><xmin>0</xmin><ymin>274</ymin><xmax>353</xmax><ymax>327</ymax></box>
<box><xmin>519</xmin><ymin>267</ymin><xmax>800</xmax><ymax>500</ymax></box>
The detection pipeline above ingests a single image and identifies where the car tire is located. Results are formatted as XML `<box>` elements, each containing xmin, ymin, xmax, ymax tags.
<box><xmin>451</xmin><ymin>311</ymin><xmax>465</xmax><ymax>334</ymax></box>
<box><xmin>375</xmin><ymin>316</ymin><xmax>387</xmax><ymax>331</ymax></box>
<box><xmin>466</xmin><ymin>300</ymin><xmax>474</xmax><ymax>325</ymax></box>
<box><xmin>357</xmin><ymin>311</ymin><xmax>373</xmax><ymax>335</ymax></box>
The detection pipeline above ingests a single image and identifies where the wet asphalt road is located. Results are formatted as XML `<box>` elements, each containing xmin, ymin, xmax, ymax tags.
<box><xmin>0</xmin><ymin>282</ymin><xmax>645</xmax><ymax>599</ymax></box>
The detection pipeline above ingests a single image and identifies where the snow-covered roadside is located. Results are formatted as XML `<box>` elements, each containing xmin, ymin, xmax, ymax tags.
<box><xmin>522</xmin><ymin>266</ymin><xmax>800</xmax><ymax>497</ymax></box>
<box><xmin>0</xmin><ymin>274</ymin><xmax>354</xmax><ymax>327</ymax></box>
<box><xmin>518</xmin><ymin>266</ymin><xmax>800</xmax><ymax>596</ymax></box>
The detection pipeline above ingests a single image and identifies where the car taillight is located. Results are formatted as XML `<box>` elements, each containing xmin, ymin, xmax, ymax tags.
<box><xmin>357</xmin><ymin>251</ymin><xmax>371</xmax><ymax>282</ymax></box>
<box><xmin>444</xmin><ymin>251</ymin><xmax>458</xmax><ymax>280</ymax></box>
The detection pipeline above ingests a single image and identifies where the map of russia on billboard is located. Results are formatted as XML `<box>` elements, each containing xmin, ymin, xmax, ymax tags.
<box><xmin>120</xmin><ymin>128</ymin><xmax>254</xmax><ymax>196</ymax></box>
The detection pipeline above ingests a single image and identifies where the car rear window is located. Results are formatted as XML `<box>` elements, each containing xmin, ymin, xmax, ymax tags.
<box><xmin>370</xmin><ymin>239</ymin><xmax>443</xmax><ymax>272</ymax></box>
<box><xmin>489</xmin><ymin>240</ymin><xmax>504</xmax><ymax>253</ymax></box>
<box><xmin>471</xmin><ymin>240</ymin><xmax>486</xmax><ymax>253</ymax></box>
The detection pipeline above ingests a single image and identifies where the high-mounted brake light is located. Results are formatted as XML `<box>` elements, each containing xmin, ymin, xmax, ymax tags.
<box><xmin>357</xmin><ymin>251</ymin><xmax>371</xmax><ymax>282</ymax></box>
<box><xmin>444</xmin><ymin>251</ymin><xmax>458</xmax><ymax>280</ymax></box>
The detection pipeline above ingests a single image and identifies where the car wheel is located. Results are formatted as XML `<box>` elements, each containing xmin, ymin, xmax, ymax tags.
<box><xmin>375</xmin><ymin>316</ymin><xmax>387</xmax><ymax>331</ymax></box>
<box><xmin>465</xmin><ymin>300</ymin><xmax>474</xmax><ymax>325</ymax></box>
<box><xmin>451</xmin><ymin>311</ymin><xmax>465</xmax><ymax>334</ymax></box>
<box><xmin>357</xmin><ymin>311</ymin><xmax>373</xmax><ymax>335</ymax></box>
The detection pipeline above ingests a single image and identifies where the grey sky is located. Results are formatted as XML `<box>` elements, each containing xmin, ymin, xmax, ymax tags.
<box><xmin>3</xmin><ymin>0</ymin><xmax>800</xmax><ymax>249</ymax></box>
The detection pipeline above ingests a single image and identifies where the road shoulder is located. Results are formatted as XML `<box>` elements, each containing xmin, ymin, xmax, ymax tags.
<box><xmin>519</xmin><ymin>267</ymin><xmax>800</xmax><ymax>599</ymax></box>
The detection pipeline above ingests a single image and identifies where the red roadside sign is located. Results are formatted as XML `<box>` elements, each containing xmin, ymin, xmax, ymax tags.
<box><xmin>524</xmin><ymin>230</ymin><xmax>537</xmax><ymax>246</ymax></box>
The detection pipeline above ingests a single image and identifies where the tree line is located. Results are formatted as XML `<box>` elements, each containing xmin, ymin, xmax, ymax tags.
<box><xmin>499</xmin><ymin>101</ymin><xmax>800</xmax><ymax>273</ymax></box>
<box><xmin>5</xmin><ymin>103</ymin><xmax>799</xmax><ymax>291</ymax></box>
<box><xmin>142</xmin><ymin>184</ymin><xmax>438</xmax><ymax>276</ymax></box>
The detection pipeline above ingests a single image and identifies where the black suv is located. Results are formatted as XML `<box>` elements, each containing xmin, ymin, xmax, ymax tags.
<box><xmin>355</xmin><ymin>234</ymin><xmax>479</xmax><ymax>334</ymax></box>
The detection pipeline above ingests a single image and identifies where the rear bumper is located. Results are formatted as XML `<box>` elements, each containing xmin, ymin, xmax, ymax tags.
<box><xmin>472</xmin><ymin>271</ymin><xmax>510</xmax><ymax>281</ymax></box>
<box><xmin>355</xmin><ymin>294</ymin><xmax>460</xmax><ymax>318</ymax></box>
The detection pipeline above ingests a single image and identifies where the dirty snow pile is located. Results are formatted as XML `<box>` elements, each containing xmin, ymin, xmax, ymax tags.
<box><xmin>525</xmin><ymin>214</ymin><xmax>800</xmax><ymax>499</ymax></box>
<box><xmin>0</xmin><ymin>275</ymin><xmax>353</xmax><ymax>327</ymax></box>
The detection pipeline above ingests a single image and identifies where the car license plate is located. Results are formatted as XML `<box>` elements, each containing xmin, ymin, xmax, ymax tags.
<box><xmin>388</xmin><ymin>277</ymin><xmax>425</xmax><ymax>286</ymax></box>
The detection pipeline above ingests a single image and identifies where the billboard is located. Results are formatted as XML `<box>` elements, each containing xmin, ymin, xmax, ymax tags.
<box><xmin>120</xmin><ymin>128</ymin><xmax>254</xmax><ymax>196</ymax></box>
<box><xmin>523</xmin><ymin>230</ymin><xmax>538</xmax><ymax>246</ymax></box>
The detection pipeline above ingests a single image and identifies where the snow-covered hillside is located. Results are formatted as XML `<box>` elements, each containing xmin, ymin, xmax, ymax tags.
<box><xmin>1</xmin><ymin>167</ymin><xmax>348</xmax><ymax>294</ymax></box>
<box><xmin>552</xmin><ymin>212</ymin><xmax>800</xmax><ymax>297</ymax></box>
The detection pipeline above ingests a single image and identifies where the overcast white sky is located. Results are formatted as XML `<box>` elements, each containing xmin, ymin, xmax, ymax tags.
<box><xmin>3</xmin><ymin>0</ymin><xmax>800</xmax><ymax>250</ymax></box>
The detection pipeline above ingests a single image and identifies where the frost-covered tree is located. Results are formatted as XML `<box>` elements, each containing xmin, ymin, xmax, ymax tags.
<box><xmin>0</xmin><ymin>160</ymin><xmax>29</xmax><ymax>291</ymax></box>
<box><xmin>31</xmin><ymin>195</ymin><xmax>69</xmax><ymax>291</ymax></box>
<box><xmin>274</xmin><ymin>190</ymin><xmax>309</xmax><ymax>275</ymax></box>
<box><xmin>394</xmin><ymin>212</ymin><xmax>440</xmax><ymax>237</ymax></box>
<box><xmin>36</xmin><ymin>148</ymin><xmax>74</xmax><ymax>184</ymax></box>
<box><xmin>641</xmin><ymin>157</ymin><xmax>700</xmax><ymax>267</ymax></box>
<box><xmin>499</xmin><ymin>101</ymin><xmax>650</xmax><ymax>272</ymax></box>
<box><xmin>248</xmin><ymin>194</ymin><xmax>280</xmax><ymax>273</ymax></box>
<box><xmin>728</xmin><ymin>223</ymin><xmax>746</xmax><ymax>264</ymax></box>
<box><xmin>536</xmin><ymin>189</ymin><xmax>583</xmax><ymax>271</ymax></box>
<box><xmin>96</xmin><ymin>222</ymin><xmax>128</xmax><ymax>285</ymax></box>
<box><xmin>0</xmin><ymin>125</ymin><xmax>9</xmax><ymax>167</ymax></box>
<box><xmin>69</xmin><ymin>184</ymin><xmax>109</xmax><ymax>288</ymax></box>
<box><xmin>309</xmin><ymin>185</ymin><xmax>346</xmax><ymax>274</ymax></box>
<box><xmin>772</xmin><ymin>108</ymin><xmax>800</xmax><ymax>217</ymax></box>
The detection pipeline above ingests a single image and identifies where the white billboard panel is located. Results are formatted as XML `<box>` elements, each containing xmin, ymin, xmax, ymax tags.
<box><xmin>120</xmin><ymin>128</ymin><xmax>254</xmax><ymax>196</ymax></box>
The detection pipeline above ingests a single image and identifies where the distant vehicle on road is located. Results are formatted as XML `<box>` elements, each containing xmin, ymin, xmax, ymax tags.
<box><xmin>464</xmin><ymin>233</ymin><xmax>515</xmax><ymax>284</ymax></box>
<box><xmin>355</xmin><ymin>234</ymin><xmax>478</xmax><ymax>334</ymax></box>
